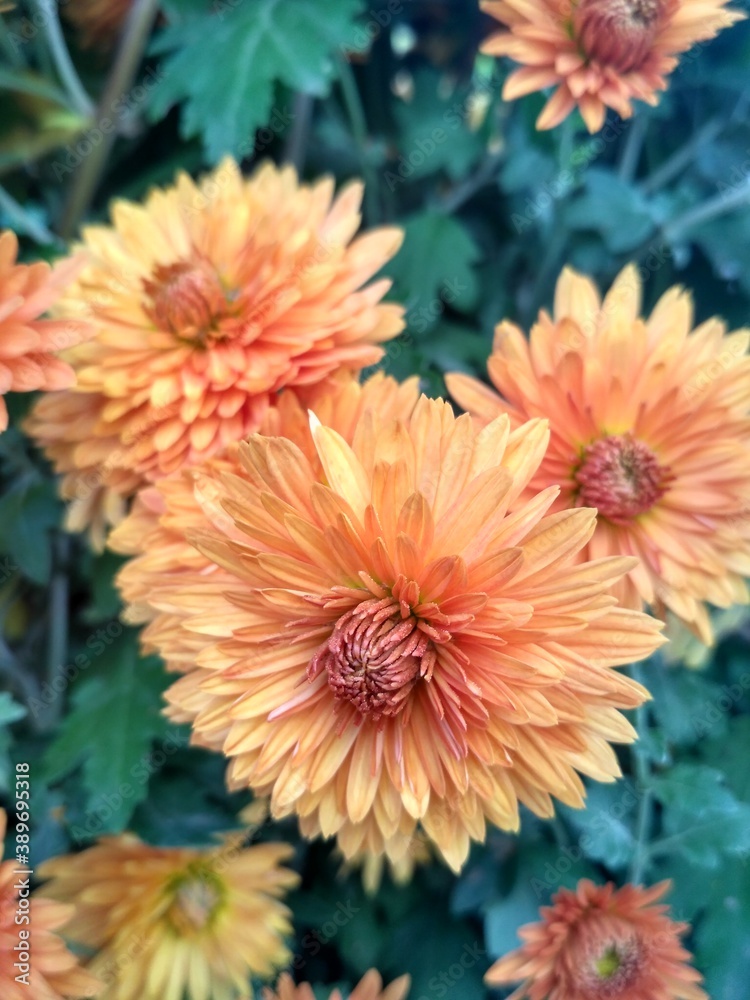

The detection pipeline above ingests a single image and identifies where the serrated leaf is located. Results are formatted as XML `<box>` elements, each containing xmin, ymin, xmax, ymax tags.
<box><xmin>392</xmin><ymin>68</ymin><xmax>486</xmax><ymax>183</ymax></box>
<box><xmin>149</xmin><ymin>0</ymin><xmax>364</xmax><ymax>161</ymax></box>
<box><xmin>0</xmin><ymin>478</ymin><xmax>61</xmax><ymax>584</ymax></box>
<box><xmin>649</xmin><ymin>667</ymin><xmax>727</xmax><ymax>748</ymax></box>
<box><xmin>700</xmin><ymin>716</ymin><xmax>750</xmax><ymax>804</ymax></box>
<box><xmin>42</xmin><ymin>633</ymin><xmax>171</xmax><ymax>834</ymax></box>
<box><xmin>393</xmin><ymin>213</ymin><xmax>481</xmax><ymax>333</ymax></box>
<box><xmin>649</xmin><ymin>765</ymin><xmax>750</xmax><ymax>868</ymax></box>
<box><xmin>564</xmin><ymin>168</ymin><xmax>656</xmax><ymax>253</ymax></box>
<box><xmin>560</xmin><ymin>781</ymin><xmax>638</xmax><ymax>870</ymax></box>
<box><xmin>692</xmin><ymin>859</ymin><xmax>750</xmax><ymax>1000</ymax></box>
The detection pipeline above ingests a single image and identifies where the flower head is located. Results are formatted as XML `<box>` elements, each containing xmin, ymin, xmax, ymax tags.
<box><xmin>25</xmin><ymin>158</ymin><xmax>404</xmax><ymax>545</ymax></box>
<box><xmin>482</xmin><ymin>0</ymin><xmax>744</xmax><ymax>131</ymax></box>
<box><xmin>134</xmin><ymin>394</ymin><xmax>663</xmax><ymax>872</ymax></box>
<box><xmin>0</xmin><ymin>231</ymin><xmax>88</xmax><ymax>433</ymax></box>
<box><xmin>264</xmin><ymin>969</ymin><xmax>410</xmax><ymax>1000</ymax></box>
<box><xmin>110</xmin><ymin>371</ymin><xmax>422</xmax><ymax>681</ymax></box>
<box><xmin>38</xmin><ymin>832</ymin><xmax>299</xmax><ymax>1000</ymax></box>
<box><xmin>485</xmin><ymin>879</ymin><xmax>707</xmax><ymax>1000</ymax></box>
<box><xmin>447</xmin><ymin>264</ymin><xmax>750</xmax><ymax>643</ymax></box>
<box><xmin>0</xmin><ymin>809</ymin><xmax>99</xmax><ymax>1000</ymax></box>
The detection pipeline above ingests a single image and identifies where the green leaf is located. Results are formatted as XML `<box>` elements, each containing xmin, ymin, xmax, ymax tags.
<box><xmin>700</xmin><ymin>716</ymin><xmax>750</xmax><ymax>805</ymax></box>
<box><xmin>391</xmin><ymin>908</ymin><xmax>488</xmax><ymax>999</ymax></box>
<box><xmin>149</xmin><ymin>0</ymin><xmax>364</xmax><ymax>161</ymax></box>
<box><xmin>692</xmin><ymin>859</ymin><xmax>750</xmax><ymax>1000</ymax></box>
<box><xmin>560</xmin><ymin>781</ymin><xmax>638</xmax><ymax>871</ymax></box>
<box><xmin>80</xmin><ymin>550</ymin><xmax>126</xmax><ymax>623</ymax></box>
<box><xmin>392</xmin><ymin>68</ymin><xmax>486</xmax><ymax>183</ymax></box>
<box><xmin>691</xmin><ymin>209</ymin><xmax>750</xmax><ymax>297</ymax></box>
<box><xmin>0</xmin><ymin>692</ymin><xmax>26</xmax><ymax>793</ymax></box>
<box><xmin>392</xmin><ymin>213</ymin><xmax>481</xmax><ymax>333</ymax></box>
<box><xmin>648</xmin><ymin>667</ymin><xmax>727</xmax><ymax>748</ymax></box>
<box><xmin>0</xmin><ymin>478</ymin><xmax>61</xmax><ymax>584</ymax></box>
<box><xmin>42</xmin><ymin>633</ymin><xmax>171</xmax><ymax>835</ymax></box>
<box><xmin>564</xmin><ymin>168</ymin><xmax>656</xmax><ymax>253</ymax></box>
<box><xmin>648</xmin><ymin>764</ymin><xmax>750</xmax><ymax>868</ymax></box>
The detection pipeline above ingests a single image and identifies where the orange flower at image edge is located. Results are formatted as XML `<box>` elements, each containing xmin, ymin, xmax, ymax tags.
<box><xmin>447</xmin><ymin>264</ymin><xmax>750</xmax><ymax>643</ymax></box>
<box><xmin>0</xmin><ymin>231</ymin><xmax>88</xmax><ymax>433</ymax></box>
<box><xmin>122</xmin><ymin>393</ymin><xmax>664</xmax><ymax>873</ymax></box>
<box><xmin>265</xmin><ymin>969</ymin><xmax>410</xmax><ymax>1000</ymax></box>
<box><xmin>482</xmin><ymin>0</ymin><xmax>745</xmax><ymax>131</ymax></box>
<box><xmin>0</xmin><ymin>809</ymin><xmax>99</xmax><ymax>1000</ymax></box>
<box><xmin>485</xmin><ymin>880</ymin><xmax>707</xmax><ymax>1000</ymax></box>
<box><xmin>38</xmin><ymin>832</ymin><xmax>299</xmax><ymax>1000</ymax></box>
<box><xmin>25</xmin><ymin>158</ymin><xmax>404</xmax><ymax>547</ymax></box>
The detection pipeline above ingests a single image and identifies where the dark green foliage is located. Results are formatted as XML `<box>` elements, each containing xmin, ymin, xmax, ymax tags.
<box><xmin>1</xmin><ymin>0</ymin><xmax>750</xmax><ymax>996</ymax></box>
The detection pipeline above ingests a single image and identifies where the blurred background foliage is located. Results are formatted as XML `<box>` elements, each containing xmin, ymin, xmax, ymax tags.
<box><xmin>1</xmin><ymin>0</ymin><xmax>750</xmax><ymax>996</ymax></box>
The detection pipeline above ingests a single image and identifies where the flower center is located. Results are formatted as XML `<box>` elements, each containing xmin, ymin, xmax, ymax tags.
<box><xmin>584</xmin><ymin>937</ymin><xmax>641</xmax><ymax>996</ymax></box>
<box><xmin>309</xmin><ymin>597</ymin><xmax>436</xmax><ymax>722</ymax></box>
<box><xmin>596</xmin><ymin>945</ymin><xmax>624</xmax><ymax>978</ymax></box>
<box><xmin>165</xmin><ymin>872</ymin><xmax>222</xmax><ymax>935</ymax></box>
<box><xmin>143</xmin><ymin>260</ymin><xmax>228</xmax><ymax>342</ymax></box>
<box><xmin>574</xmin><ymin>433</ymin><xmax>670</xmax><ymax>524</ymax></box>
<box><xmin>573</xmin><ymin>0</ymin><xmax>667</xmax><ymax>72</ymax></box>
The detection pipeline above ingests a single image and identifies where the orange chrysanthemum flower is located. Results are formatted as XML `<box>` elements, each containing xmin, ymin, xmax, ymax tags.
<box><xmin>447</xmin><ymin>264</ymin><xmax>750</xmax><ymax>643</ymax></box>
<box><xmin>25</xmin><ymin>158</ymin><xmax>404</xmax><ymax>546</ymax></box>
<box><xmin>136</xmin><ymin>395</ymin><xmax>663</xmax><ymax>871</ymax></box>
<box><xmin>38</xmin><ymin>832</ymin><xmax>299</xmax><ymax>1000</ymax></box>
<box><xmin>0</xmin><ymin>809</ymin><xmax>99</xmax><ymax>1000</ymax></box>
<box><xmin>264</xmin><ymin>969</ymin><xmax>410</xmax><ymax>1000</ymax></box>
<box><xmin>64</xmin><ymin>0</ymin><xmax>133</xmax><ymax>49</ymax></box>
<box><xmin>485</xmin><ymin>879</ymin><xmax>707</xmax><ymax>1000</ymax></box>
<box><xmin>482</xmin><ymin>0</ymin><xmax>744</xmax><ymax>131</ymax></box>
<box><xmin>0</xmin><ymin>230</ymin><xmax>88</xmax><ymax>433</ymax></box>
<box><xmin>109</xmin><ymin>371</ymin><xmax>421</xmax><ymax>681</ymax></box>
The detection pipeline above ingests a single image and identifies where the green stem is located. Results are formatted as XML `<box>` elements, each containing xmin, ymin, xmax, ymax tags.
<box><xmin>40</xmin><ymin>533</ymin><xmax>70</xmax><ymax>731</ymax></box>
<box><xmin>337</xmin><ymin>56</ymin><xmax>380</xmax><ymax>224</ymax></box>
<box><xmin>628</xmin><ymin>668</ymin><xmax>653</xmax><ymax>885</ymax></box>
<box><xmin>526</xmin><ymin>222</ymin><xmax>567</xmax><ymax>321</ymax></box>
<box><xmin>640</xmin><ymin>118</ymin><xmax>723</xmax><ymax>196</ymax></box>
<box><xmin>617</xmin><ymin>114</ymin><xmax>648</xmax><ymax>184</ymax></box>
<box><xmin>58</xmin><ymin>0</ymin><xmax>161</xmax><ymax>238</ymax></box>
<box><xmin>0</xmin><ymin>185</ymin><xmax>61</xmax><ymax>246</ymax></box>
<box><xmin>664</xmin><ymin>179</ymin><xmax>750</xmax><ymax>242</ymax></box>
<box><xmin>0</xmin><ymin>14</ymin><xmax>24</xmax><ymax>67</ymax></box>
<box><xmin>439</xmin><ymin>150</ymin><xmax>504</xmax><ymax>215</ymax></box>
<box><xmin>0</xmin><ymin>639</ymin><xmax>42</xmax><ymax>720</ymax></box>
<box><xmin>33</xmin><ymin>0</ymin><xmax>94</xmax><ymax>118</ymax></box>
<box><xmin>282</xmin><ymin>92</ymin><xmax>314</xmax><ymax>173</ymax></box>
